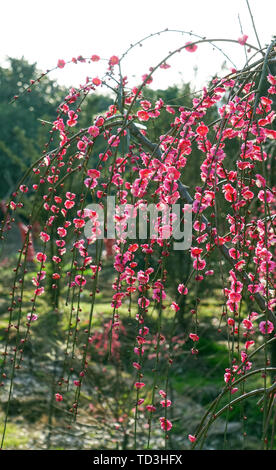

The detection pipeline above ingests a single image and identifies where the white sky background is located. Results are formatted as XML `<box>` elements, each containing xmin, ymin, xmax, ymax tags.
<box><xmin>0</xmin><ymin>0</ymin><xmax>275</xmax><ymax>93</ymax></box>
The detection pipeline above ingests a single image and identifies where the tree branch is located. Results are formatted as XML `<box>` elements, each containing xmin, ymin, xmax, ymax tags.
<box><xmin>128</xmin><ymin>121</ymin><xmax>276</xmax><ymax>326</ymax></box>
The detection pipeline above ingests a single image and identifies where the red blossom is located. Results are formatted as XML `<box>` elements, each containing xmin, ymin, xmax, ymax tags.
<box><xmin>134</xmin><ymin>382</ymin><xmax>145</xmax><ymax>390</ymax></box>
<box><xmin>109</xmin><ymin>55</ymin><xmax>119</xmax><ymax>66</ymax></box>
<box><xmin>185</xmin><ymin>42</ymin><xmax>198</xmax><ymax>52</ymax></box>
<box><xmin>91</xmin><ymin>54</ymin><xmax>100</xmax><ymax>62</ymax></box>
<box><xmin>159</xmin><ymin>417</ymin><xmax>173</xmax><ymax>431</ymax></box>
<box><xmin>57</xmin><ymin>59</ymin><xmax>66</xmax><ymax>68</ymax></box>
<box><xmin>238</xmin><ymin>35</ymin><xmax>248</xmax><ymax>46</ymax></box>
<box><xmin>137</xmin><ymin>110</ymin><xmax>150</xmax><ymax>121</ymax></box>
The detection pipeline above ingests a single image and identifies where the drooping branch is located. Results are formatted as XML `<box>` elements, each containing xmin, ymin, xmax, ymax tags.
<box><xmin>127</xmin><ymin>121</ymin><xmax>276</xmax><ymax>326</ymax></box>
<box><xmin>193</xmin><ymin>380</ymin><xmax>276</xmax><ymax>448</ymax></box>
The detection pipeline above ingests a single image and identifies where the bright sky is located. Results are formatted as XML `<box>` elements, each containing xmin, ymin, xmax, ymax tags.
<box><xmin>1</xmin><ymin>0</ymin><xmax>275</xmax><ymax>92</ymax></box>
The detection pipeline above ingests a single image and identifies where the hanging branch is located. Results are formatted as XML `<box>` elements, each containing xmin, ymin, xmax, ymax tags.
<box><xmin>127</xmin><ymin>120</ymin><xmax>275</xmax><ymax>325</ymax></box>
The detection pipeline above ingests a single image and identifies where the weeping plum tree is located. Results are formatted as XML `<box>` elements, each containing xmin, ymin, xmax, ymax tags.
<box><xmin>0</xmin><ymin>27</ymin><xmax>275</xmax><ymax>450</ymax></box>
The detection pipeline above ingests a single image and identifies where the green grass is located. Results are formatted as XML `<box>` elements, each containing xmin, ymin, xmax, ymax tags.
<box><xmin>0</xmin><ymin>421</ymin><xmax>29</xmax><ymax>449</ymax></box>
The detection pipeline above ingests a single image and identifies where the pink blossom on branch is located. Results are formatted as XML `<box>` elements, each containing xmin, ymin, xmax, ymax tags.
<box><xmin>185</xmin><ymin>42</ymin><xmax>198</xmax><ymax>52</ymax></box>
<box><xmin>259</xmin><ymin>320</ymin><xmax>274</xmax><ymax>335</ymax></box>
<box><xmin>159</xmin><ymin>417</ymin><xmax>173</xmax><ymax>431</ymax></box>
<box><xmin>57</xmin><ymin>59</ymin><xmax>66</xmax><ymax>68</ymax></box>
<box><xmin>238</xmin><ymin>35</ymin><xmax>248</xmax><ymax>46</ymax></box>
